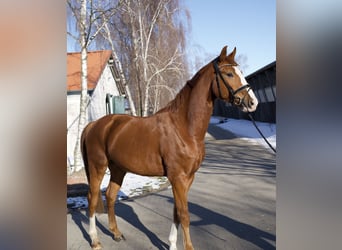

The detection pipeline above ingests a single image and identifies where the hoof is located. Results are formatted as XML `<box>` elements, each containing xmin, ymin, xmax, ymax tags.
<box><xmin>169</xmin><ymin>244</ymin><xmax>177</xmax><ymax>250</ymax></box>
<box><xmin>114</xmin><ymin>234</ymin><xmax>126</xmax><ymax>242</ymax></box>
<box><xmin>91</xmin><ymin>241</ymin><xmax>102</xmax><ymax>250</ymax></box>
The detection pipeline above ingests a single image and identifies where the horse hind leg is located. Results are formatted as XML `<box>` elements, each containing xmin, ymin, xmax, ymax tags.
<box><xmin>106</xmin><ymin>166</ymin><xmax>126</xmax><ymax>242</ymax></box>
<box><xmin>87</xmin><ymin>163</ymin><xmax>107</xmax><ymax>249</ymax></box>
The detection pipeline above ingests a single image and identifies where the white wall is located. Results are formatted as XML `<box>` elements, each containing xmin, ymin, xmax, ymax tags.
<box><xmin>88</xmin><ymin>64</ymin><xmax>119</xmax><ymax>121</ymax></box>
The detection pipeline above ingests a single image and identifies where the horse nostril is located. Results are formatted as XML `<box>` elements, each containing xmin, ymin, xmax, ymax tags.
<box><xmin>250</xmin><ymin>100</ymin><xmax>254</xmax><ymax>106</ymax></box>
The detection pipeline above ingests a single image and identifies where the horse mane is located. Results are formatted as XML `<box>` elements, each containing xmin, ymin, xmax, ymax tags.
<box><xmin>156</xmin><ymin>62</ymin><xmax>212</xmax><ymax>114</ymax></box>
<box><xmin>156</xmin><ymin>84</ymin><xmax>190</xmax><ymax>113</ymax></box>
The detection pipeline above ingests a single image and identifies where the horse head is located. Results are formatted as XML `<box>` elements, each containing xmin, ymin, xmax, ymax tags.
<box><xmin>212</xmin><ymin>46</ymin><xmax>258</xmax><ymax>112</ymax></box>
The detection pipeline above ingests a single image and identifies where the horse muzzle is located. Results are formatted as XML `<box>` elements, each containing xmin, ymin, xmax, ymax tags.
<box><xmin>240</xmin><ymin>93</ymin><xmax>258</xmax><ymax>112</ymax></box>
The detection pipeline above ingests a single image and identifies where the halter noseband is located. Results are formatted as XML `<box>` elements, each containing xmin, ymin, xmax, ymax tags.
<box><xmin>213</xmin><ymin>58</ymin><xmax>251</xmax><ymax>106</ymax></box>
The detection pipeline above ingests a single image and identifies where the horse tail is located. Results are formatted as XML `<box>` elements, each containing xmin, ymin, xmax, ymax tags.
<box><xmin>81</xmin><ymin>121</ymin><xmax>106</xmax><ymax>213</ymax></box>
<box><xmin>81</xmin><ymin>122</ymin><xmax>92</xmax><ymax>184</ymax></box>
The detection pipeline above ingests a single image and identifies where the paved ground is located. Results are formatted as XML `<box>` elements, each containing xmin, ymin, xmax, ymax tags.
<box><xmin>67</xmin><ymin>124</ymin><xmax>276</xmax><ymax>249</ymax></box>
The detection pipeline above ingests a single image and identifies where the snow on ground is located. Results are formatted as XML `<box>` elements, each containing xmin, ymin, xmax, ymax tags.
<box><xmin>68</xmin><ymin>117</ymin><xmax>276</xmax><ymax>209</ymax></box>
<box><xmin>67</xmin><ymin>173</ymin><xmax>169</xmax><ymax>209</ymax></box>
<box><xmin>210</xmin><ymin>116</ymin><xmax>276</xmax><ymax>152</ymax></box>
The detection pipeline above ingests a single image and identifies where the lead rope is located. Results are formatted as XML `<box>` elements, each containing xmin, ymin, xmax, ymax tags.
<box><xmin>247</xmin><ymin>112</ymin><xmax>276</xmax><ymax>153</ymax></box>
<box><xmin>242</xmin><ymin>100</ymin><xmax>276</xmax><ymax>153</ymax></box>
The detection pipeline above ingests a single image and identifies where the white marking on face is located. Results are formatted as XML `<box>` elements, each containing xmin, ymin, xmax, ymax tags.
<box><xmin>169</xmin><ymin>223</ymin><xmax>178</xmax><ymax>250</ymax></box>
<box><xmin>232</xmin><ymin>66</ymin><xmax>248</xmax><ymax>86</ymax></box>
<box><xmin>232</xmin><ymin>66</ymin><xmax>258</xmax><ymax>112</ymax></box>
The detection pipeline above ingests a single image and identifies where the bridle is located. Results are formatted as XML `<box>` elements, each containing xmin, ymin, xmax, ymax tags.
<box><xmin>213</xmin><ymin>58</ymin><xmax>251</xmax><ymax>106</ymax></box>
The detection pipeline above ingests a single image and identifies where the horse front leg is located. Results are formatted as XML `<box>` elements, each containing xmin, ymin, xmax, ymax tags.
<box><xmin>169</xmin><ymin>205</ymin><xmax>180</xmax><ymax>250</ymax></box>
<box><xmin>169</xmin><ymin>174</ymin><xmax>195</xmax><ymax>250</ymax></box>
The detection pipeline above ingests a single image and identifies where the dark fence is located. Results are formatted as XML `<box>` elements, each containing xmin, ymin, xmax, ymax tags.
<box><xmin>213</xmin><ymin>100</ymin><xmax>276</xmax><ymax>123</ymax></box>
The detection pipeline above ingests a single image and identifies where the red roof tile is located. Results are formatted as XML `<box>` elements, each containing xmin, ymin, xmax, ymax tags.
<box><xmin>67</xmin><ymin>50</ymin><xmax>112</xmax><ymax>92</ymax></box>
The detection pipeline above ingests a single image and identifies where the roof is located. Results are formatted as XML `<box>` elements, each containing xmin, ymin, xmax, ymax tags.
<box><xmin>246</xmin><ymin>61</ymin><xmax>276</xmax><ymax>80</ymax></box>
<box><xmin>67</xmin><ymin>50</ymin><xmax>112</xmax><ymax>92</ymax></box>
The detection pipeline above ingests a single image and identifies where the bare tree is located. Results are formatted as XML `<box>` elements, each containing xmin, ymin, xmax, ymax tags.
<box><xmin>236</xmin><ymin>54</ymin><xmax>249</xmax><ymax>74</ymax></box>
<box><xmin>93</xmin><ymin>8</ymin><xmax>137</xmax><ymax>116</ymax></box>
<box><xmin>111</xmin><ymin>0</ymin><xmax>190</xmax><ymax>116</ymax></box>
<box><xmin>67</xmin><ymin>0</ymin><xmax>121</xmax><ymax>173</ymax></box>
<box><xmin>66</xmin><ymin>0</ymin><xmax>89</xmax><ymax>173</ymax></box>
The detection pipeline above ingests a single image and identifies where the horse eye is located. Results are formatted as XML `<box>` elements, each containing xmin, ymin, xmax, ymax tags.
<box><xmin>227</xmin><ymin>73</ymin><xmax>233</xmax><ymax>77</ymax></box>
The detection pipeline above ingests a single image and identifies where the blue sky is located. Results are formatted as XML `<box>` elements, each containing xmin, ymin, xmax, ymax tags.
<box><xmin>67</xmin><ymin>0</ymin><xmax>275</xmax><ymax>76</ymax></box>
<box><xmin>184</xmin><ymin>0</ymin><xmax>276</xmax><ymax>75</ymax></box>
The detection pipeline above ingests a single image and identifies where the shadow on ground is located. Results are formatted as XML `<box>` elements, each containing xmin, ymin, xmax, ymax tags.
<box><xmin>154</xmin><ymin>193</ymin><xmax>276</xmax><ymax>250</ymax></box>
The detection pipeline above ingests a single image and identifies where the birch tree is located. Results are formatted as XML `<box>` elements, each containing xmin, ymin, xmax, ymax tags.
<box><xmin>94</xmin><ymin>12</ymin><xmax>137</xmax><ymax>116</ymax></box>
<box><xmin>113</xmin><ymin>0</ymin><xmax>190</xmax><ymax>116</ymax></box>
<box><xmin>66</xmin><ymin>0</ymin><xmax>88</xmax><ymax>173</ymax></box>
<box><xmin>67</xmin><ymin>0</ymin><xmax>121</xmax><ymax>173</ymax></box>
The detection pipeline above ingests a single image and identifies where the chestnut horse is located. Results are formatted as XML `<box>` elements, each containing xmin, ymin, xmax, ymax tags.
<box><xmin>81</xmin><ymin>46</ymin><xmax>258</xmax><ymax>250</ymax></box>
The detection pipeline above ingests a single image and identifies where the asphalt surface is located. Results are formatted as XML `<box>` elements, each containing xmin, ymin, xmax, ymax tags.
<box><xmin>67</xmin><ymin>124</ymin><xmax>276</xmax><ymax>249</ymax></box>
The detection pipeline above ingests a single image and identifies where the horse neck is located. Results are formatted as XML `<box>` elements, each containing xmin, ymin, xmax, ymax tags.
<box><xmin>160</xmin><ymin>64</ymin><xmax>214</xmax><ymax>141</ymax></box>
<box><xmin>185</xmin><ymin>70</ymin><xmax>214</xmax><ymax>141</ymax></box>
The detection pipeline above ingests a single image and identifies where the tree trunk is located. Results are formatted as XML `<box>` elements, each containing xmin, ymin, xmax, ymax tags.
<box><xmin>128</xmin><ymin>0</ymin><xmax>143</xmax><ymax>116</ymax></box>
<box><xmin>73</xmin><ymin>0</ymin><xmax>88</xmax><ymax>173</ymax></box>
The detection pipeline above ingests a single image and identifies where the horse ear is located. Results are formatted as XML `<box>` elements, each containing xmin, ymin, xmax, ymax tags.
<box><xmin>227</xmin><ymin>47</ymin><xmax>237</xmax><ymax>61</ymax></box>
<box><xmin>219</xmin><ymin>46</ymin><xmax>228</xmax><ymax>61</ymax></box>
